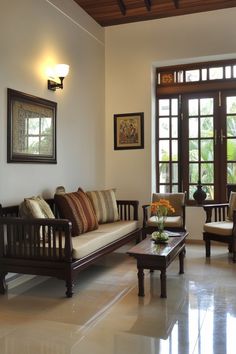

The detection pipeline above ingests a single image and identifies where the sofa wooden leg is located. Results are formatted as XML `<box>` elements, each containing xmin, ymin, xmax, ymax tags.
<box><xmin>0</xmin><ymin>273</ymin><xmax>8</xmax><ymax>294</ymax></box>
<box><xmin>65</xmin><ymin>280</ymin><xmax>74</xmax><ymax>298</ymax></box>
<box><xmin>205</xmin><ymin>240</ymin><xmax>211</xmax><ymax>258</ymax></box>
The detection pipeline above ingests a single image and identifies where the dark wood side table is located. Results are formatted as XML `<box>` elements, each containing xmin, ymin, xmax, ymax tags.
<box><xmin>127</xmin><ymin>232</ymin><xmax>188</xmax><ymax>298</ymax></box>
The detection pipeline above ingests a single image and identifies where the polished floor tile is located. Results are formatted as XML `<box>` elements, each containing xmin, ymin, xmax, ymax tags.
<box><xmin>0</xmin><ymin>243</ymin><xmax>236</xmax><ymax>354</ymax></box>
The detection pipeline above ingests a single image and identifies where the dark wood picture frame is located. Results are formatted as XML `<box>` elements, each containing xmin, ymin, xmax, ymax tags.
<box><xmin>114</xmin><ymin>112</ymin><xmax>144</xmax><ymax>150</ymax></box>
<box><xmin>7</xmin><ymin>88</ymin><xmax>57</xmax><ymax>163</ymax></box>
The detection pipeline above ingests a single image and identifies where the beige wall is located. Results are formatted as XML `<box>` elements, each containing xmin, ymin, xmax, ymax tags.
<box><xmin>105</xmin><ymin>9</ymin><xmax>236</xmax><ymax>239</ymax></box>
<box><xmin>0</xmin><ymin>0</ymin><xmax>105</xmax><ymax>204</ymax></box>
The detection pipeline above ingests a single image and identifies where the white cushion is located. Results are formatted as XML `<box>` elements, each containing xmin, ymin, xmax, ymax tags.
<box><xmin>71</xmin><ymin>220</ymin><xmax>138</xmax><ymax>259</ymax></box>
<box><xmin>147</xmin><ymin>215</ymin><xmax>183</xmax><ymax>228</ymax></box>
<box><xmin>203</xmin><ymin>221</ymin><xmax>233</xmax><ymax>236</ymax></box>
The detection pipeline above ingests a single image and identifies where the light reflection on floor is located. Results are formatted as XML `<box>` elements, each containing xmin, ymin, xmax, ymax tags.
<box><xmin>0</xmin><ymin>244</ymin><xmax>236</xmax><ymax>354</ymax></box>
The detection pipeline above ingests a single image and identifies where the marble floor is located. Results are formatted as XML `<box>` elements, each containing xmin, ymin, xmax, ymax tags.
<box><xmin>0</xmin><ymin>243</ymin><xmax>236</xmax><ymax>354</ymax></box>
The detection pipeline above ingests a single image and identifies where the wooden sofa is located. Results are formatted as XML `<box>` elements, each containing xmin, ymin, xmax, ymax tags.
<box><xmin>0</xmin><ymin>199</ymin><xmax>141</xmax><ymax>298</ymax></box>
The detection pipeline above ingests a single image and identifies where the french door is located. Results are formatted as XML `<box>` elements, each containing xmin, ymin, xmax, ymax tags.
<box><xmin>157</xmin><ymin>90</ymin><xmax>236</xmax><ymax>203</ymax></box>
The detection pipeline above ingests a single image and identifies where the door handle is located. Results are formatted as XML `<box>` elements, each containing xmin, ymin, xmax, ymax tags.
<box><xmin>220</xmin><ymin>129</ymin><xmax>226</xmax><ymax>144</ymax></box>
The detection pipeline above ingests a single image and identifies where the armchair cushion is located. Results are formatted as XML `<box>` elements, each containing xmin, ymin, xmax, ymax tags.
<box><xmin>152</xmin><ymin>193</ymin><xmax>185</xmax><ymax>216</ymax></box>
<box><xmin>203</xmin><ymin>221</ymin><xmax>233</xmax><ymax>236</ymax></box>
<box><xmin>228</xmin><ymin>192</ymin><xmax>236</xmax><ymax>220</ymax></box>
<box><xmin>147</xmin><ymin>215</ymin><xmax>183</xmax><ymax>228</ymax></box>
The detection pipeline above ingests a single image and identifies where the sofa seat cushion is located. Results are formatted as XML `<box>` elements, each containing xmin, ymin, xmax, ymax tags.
<box><xmin>147</xmin><ymin>215</ymin><xmax>183</xmax><ymax>228</ymax></box>
<box><xmin>71</xmin><ymin>220</ymin><xmax>138</xmax><ymax>259</ymax></box>
<box><xmin>203</xmin><ymin>221</ymin><xmax>233</xmax><ymax>236</ymax></box>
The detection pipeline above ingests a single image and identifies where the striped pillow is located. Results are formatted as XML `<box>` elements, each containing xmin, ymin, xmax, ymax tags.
<box><xmin>86</xmin><ymin>189</ymin><xmax>119</xmax><ymax>224</ymax></box>
<box><xmin>54</xmin><ymin>188</ymin><xmax>98</xmax><ymax>236</ymax></box>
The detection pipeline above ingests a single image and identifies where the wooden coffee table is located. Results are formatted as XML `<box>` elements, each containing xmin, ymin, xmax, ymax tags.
<box><xmin>127</xmin><ymin>231</ymin><xmax>188</xmax><ymax>298</ymax></box>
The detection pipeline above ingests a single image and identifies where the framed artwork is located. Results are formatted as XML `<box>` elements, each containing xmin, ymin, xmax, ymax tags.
<box><xmin>7</xmin><ymin>88</ymin><xmax>57</xmax><ymax>163</ymax></box>
<box><xmin>114</xmin><ymin>112</ymin><xmax>144</xmax><ymax>150</ymax></box>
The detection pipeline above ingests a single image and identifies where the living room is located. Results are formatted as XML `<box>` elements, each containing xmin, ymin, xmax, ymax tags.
<box><xmin>1</xmin><ymin>0</ymin><xmax>236</xmax><ymax>353</ymax></box>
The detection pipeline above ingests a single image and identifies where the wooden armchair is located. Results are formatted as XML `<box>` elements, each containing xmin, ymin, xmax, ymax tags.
<box><xmin>142</xmin><ymin>192</ymin><xmax>186</xmax><ymax>239</ymax></box>
<box><xmin>203</xmin><ymin>193</ymin><xmax>236</xmax><ymax>262</ymax></box>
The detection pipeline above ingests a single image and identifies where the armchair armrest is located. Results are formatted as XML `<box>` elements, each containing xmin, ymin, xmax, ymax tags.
<box><xmin>203</xmin><ymin>203</ymin><xmax>229</xmax><ymax>223</ymax></box>
<box><xmin>116</xmin><ymin>200</ymin><xmax>139</xmax><ymax>221</ymax></box>
<box><xmin>142</xmin><ymin>204</ymin><xmax>150</xmax><ymax>228</ymax></box>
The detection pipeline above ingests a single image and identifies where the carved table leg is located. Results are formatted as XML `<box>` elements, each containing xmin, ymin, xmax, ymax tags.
<box><xmin>160</xmin><ymin>270</ymin><xmax>167</xmax><ymax>298</ymax></box>
<box><xmin>0</xmin><ymin>272</ymin><xmax>8</xmax><ymax>294</ymax></box>
<box><xmin>137</xmin><ymin>266</ymin><xmax>144</xmax><ymax>297</ymax></box>
<box><xmin>179</xmin><ymin>247</ymin><xmax>185</xmax><ymax>274</ymax></box>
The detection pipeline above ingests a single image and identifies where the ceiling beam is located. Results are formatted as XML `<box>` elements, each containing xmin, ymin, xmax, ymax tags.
<box><xmin>173</xmin><ymin>0</ymin><xmax>179</xmax><ymax>9</ymax></box>
<box><xmin>144</xmin><ymin>0</ymin><xmax>152</xmax><ymax>11</ymax></box>
<box><xmin>117</xmin><ymin>0</ymin><xmax>126</xmax><ymax>16</ymax></box>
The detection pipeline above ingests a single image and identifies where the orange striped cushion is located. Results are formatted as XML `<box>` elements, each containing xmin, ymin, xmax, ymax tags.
<box><xmin>54</xmin><ymin>188</ymin><xmax>98</xmax><ymax>236</ymax></box>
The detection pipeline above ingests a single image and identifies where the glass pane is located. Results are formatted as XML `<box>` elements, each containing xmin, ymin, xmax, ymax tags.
<box><xmin>159</xmin><ymin>118</ymin><xmax>169</xmax><ymax>138</ymax></box>
<box><xmin>171</xmin><ymin>99</ymin><xmax>178</xmax><ymax>115</ymax></box>
<box><xmin>209</xmin><ymin>67</ymin><xmax>223</xmax><ymax>80</ymax></box>
<box><xmin>189</xmin><ymin>185</ymin><xmax>196</xmax><ymax>200</ymax></box>
<box><xmin>186</xmin><ymin>70</ymin><xmax>200</xmax><ymax>82</ymax></box>
<box><xmin>189</xmin><ymin>140</ymin><xmax>199</xmax><ymax>161</ymax></box>
<box><xmin>41</xmin><ymin>118</ymin><xmax>52</xmax><ymax>134</ymax></box>
<box><xmin>172</xmin><ymin>163</ymin><xmax>178</xmax><ymax>183</ymax></box>
<box><xmin>159</xmin><ymin>163</ymin><xmax>170</xmax><ymax>183</ymax></box>
<box><xmin>233</xmin><ymin>65</ymin><xmax>236</xmax><ymax>78</ymax></box>
<box><xmin>28</xmin><ymin>118</ymin><xmax>40</xmax><ymax>135</ymax></box>
<box><xmin>159</xmin><ymin>99</ymin><xmax>170</xmax><ymax>116</ymax></box>
<box><xmin>27</xmin><ymin>137</ymin><xmax>40</xmax><ymax>154</ymax></box>
<box><xmin>227</xmin><ymin>139</ymin><xmax>236</xmax><ymax>160</ymax></box>
<box><xmin>227</xmin><ymin>163</ymin><xmax>236</xmax><ymax>183</ymax></box>
<box><xmin>40</xmin><ymin>136</ymin><xmax>52</xmax><ymax>154</ymax></box>
<box><xmin>172</xmin><ymin>185</ymin><xmax>178</xmax><ymax>192</ymax></box>
<box><xmin>225</xmin><ymin>66</ymin><xmax>231</xmax><ymax>79</ymax></box>
<box><xmin>201</xmin><ymin>140</ymin><xmax>213</xmax><ymax>161</ymax></box>
<box><xmin>201</xmin><ymin>163</ymin><xmax>214</xmax><ymax>183</ymax></box>
<box><xmin>202</xmin><ymin>68</ymin><xmax>207</xmax><ymax>80</ymax></box>
<box><xmin>172</xmin><ymin>140</ymin><xmax>178</xmax><ymax>161</ymax></box>
<box><xmin>200</xmin><ymin>98</ymin><xmax>213</xmax><ymax>115</ymax></box>
<box><xmin>206</xmin><ymin>185</ymin><xmax>214</xmax><ymax>200</ymax></box>
<box><xmin>189</xmin><ymin>163</ymin><xmax>198</xmax><ymax>183</ymax></box>
<box><xmin>188</xmin><ymin>99</ymin><xmax>198</xmax><ymax>116</ymax></box>
<box><xmin>159</xmin><ymin>141</ymin><xmax>169</xmax><ymax>160</ymax></box>
<box><xmin>177</xmin><ymin>71</ymin><xmax>183</xmax><ymax>83</ymax></box>
<box><xmin>201</xmin><ymin>117</ymin><xmax>213</xmax><ymax>138</ymax></box>
<box><xmin>159</xmin><ymin>185</ymin><xmax>170</xmax><ymax>193</ymax></box>
<box><xmin>189</xmin><ymin>118</ymin><xmax>198</xmax><ymax>138</ymax></box>
<box><xmin>171</xmin><ymin>117</ymin><xmax>178</xmax><ymax>138</ymax></box>
<box><xmin>227</xmin><ymin>97</ymin><xmax>236</xmax><ymax>114</ymax></box>
<box><xmin>227</xmin><ymin>116</ymin><xmax>236</xmax><ymax>137</ymax></box>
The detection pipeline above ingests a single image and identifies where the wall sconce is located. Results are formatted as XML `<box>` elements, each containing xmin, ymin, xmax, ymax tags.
<box><xmin>47</xmin><ymin>64</ymin><xmax>70</xmax><ymax>91</ymax></box>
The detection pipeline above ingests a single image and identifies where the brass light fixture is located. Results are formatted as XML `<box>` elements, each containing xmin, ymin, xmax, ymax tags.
<box><xmin>47</xmin><ymin>64</ymin><xmax>70</xmax><ymax>91</ymax></box>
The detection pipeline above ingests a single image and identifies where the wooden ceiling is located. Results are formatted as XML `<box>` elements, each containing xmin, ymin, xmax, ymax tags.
<box><xmin>73</xmin><ymin>0</ymin><xmax>236</xmax><ymax>27</ymax></box>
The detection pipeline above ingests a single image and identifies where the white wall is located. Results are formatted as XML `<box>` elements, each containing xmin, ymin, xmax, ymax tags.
<box><xmin>0</xmin><ymin>0</ymin><xmax>105</xmax><ymax>205</ymax></box>
<box><xmin>105</xmin><ymin>8</ymin><xmax>236</xmax><ymax>239</ymax></box>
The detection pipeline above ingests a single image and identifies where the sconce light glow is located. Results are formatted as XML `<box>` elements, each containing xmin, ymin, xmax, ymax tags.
<box><xmin>47</xmin><ymin>64</ymin><xmax>70</xmax><ymax>91</ymax></box>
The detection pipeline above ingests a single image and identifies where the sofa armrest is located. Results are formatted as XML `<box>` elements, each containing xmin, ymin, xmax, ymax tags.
<box><xmin>203</xmin><ymin>203</ymin><xmax>229</xmax><ymax>223</ymax></box>
<box><xmin>0</xmin><ymin>217</ymin><xmax>73</xmax><ymax>262</ymax></box>
<box><xmin>116</xmin><ymin>200</ymin><xmax>139</xmax><ymax>221</ymax></box>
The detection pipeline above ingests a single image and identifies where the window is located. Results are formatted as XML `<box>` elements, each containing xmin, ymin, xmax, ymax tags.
<box><xmin>156</xmin><ymin>60</ymin><xmax>236</xmax><ymax>203</ymax></box>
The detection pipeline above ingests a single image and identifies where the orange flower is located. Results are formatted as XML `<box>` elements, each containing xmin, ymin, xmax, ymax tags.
<box><xmin>151</xmin><ymin>199</ymin><xmax>175</xmax><ymax>216</ymax></box>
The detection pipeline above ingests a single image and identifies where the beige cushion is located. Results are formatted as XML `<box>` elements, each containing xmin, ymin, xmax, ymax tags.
<box><xmin>86</xmin><ymin>189</ymin><xmax>119</xmax><ymax>224</ymax></box>
<box><xmin>228</xmin><ymin>192</ymin><xmax>236</xmax><ymax>220</ymax></box>
<box><xmin>19</xmin><ymin>196</ymin><xmax>55</xmax><ymax>219</ymax></box>
<box><xmin>204</xmin><ymin>221</ymin><xmax>233</xmax><ymax>236</ymax></box>
<box><xmin>147</xmin><ymin>215</ymin><xmax>183</xmax><ymax>228</ymax></box>
<box><xmin>152</xmin><ymin>193</ymin><xmax>185</xmax><ymax>216</ymax></box>
<box><xmin>71</xmin><ymin>220</ymin><xmax>138</xmax><ymax>259</ymax></box>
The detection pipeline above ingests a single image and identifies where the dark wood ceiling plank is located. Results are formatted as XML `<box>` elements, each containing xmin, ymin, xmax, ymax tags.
<box><xmin>74</xmin><ymin>0</ymin><xmax>236</xmax><ymax>27</ymax></box>
<box><xmin>117</xmin><ymin>0</ymin><xmax>126</xmax><ymax>15</ymax></box>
